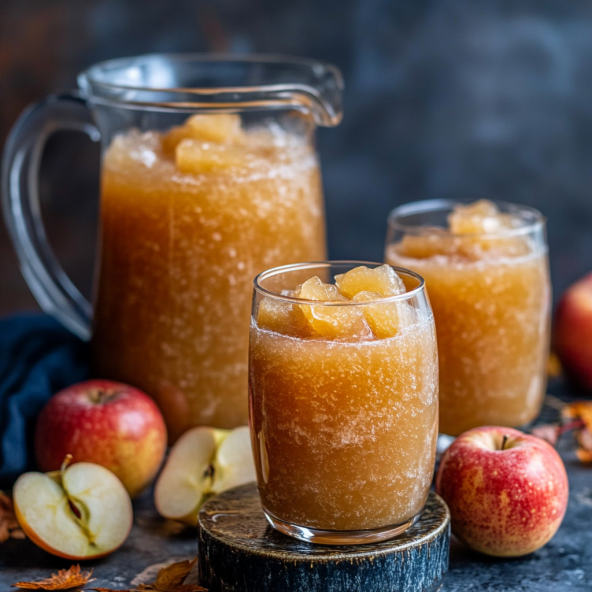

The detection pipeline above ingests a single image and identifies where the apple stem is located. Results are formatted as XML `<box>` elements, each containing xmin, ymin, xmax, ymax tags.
<box><xmin>88</xmin><ymin>388</ymin><xmax>120</xmax><ymax>404</ymax></box>
<box><xmin>60</xmin><ymin>454</ymin><xmax>73</xmax><ymax>473</ymax></box>
<box><xmin>501</xmin><ymin>435</ymin><xmax>509</xmax><ymax>451</ymax></box>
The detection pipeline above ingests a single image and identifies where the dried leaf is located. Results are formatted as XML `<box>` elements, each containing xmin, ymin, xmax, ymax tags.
<box><xmin>88</xmin><ymin>560</ymin><xmax>206</xmax><ymax>592</ymax></box>
<box><xmin>579</xmin><ymin>426</ymin><xmax>592</xmax><ymax>448</ymax></box>
<box><xmin>86</xmin><ymin>589</ymin><xmax>134</xmax><ymax>592</ymax></box>
<box><xmin>86</xmin><ymin>589</ymin><xmax>131</xmax><ymax>592</ymax></box>
<box><xmin>575</xmin><ymin>427</ymin><xmax>592</xmax><ymax>463</ymax></box>
<box><xmin>137</xmin><ymin>560</ymin><xmax>204</xmax><ymax>592</ymax></box>
<box><xmin>576</xmin><ymin>448</ymin><xmax>592</xmax><ymax>462</ymax></box>
<box><xmin>531</xmin><ymin>424</ymin><xmax>560</xmax><ymax>446</ymax></box>
<box><xmin>13</xmin><ymin>565</ymin><xmax>94</xmax><ymax>590</ymax></box>
<box><xmin>561</xmin><ymin>401</ymin><xmax>592</xmax><ymax>464</ymax></box>
<box><xmin>0</xmin><ymin>492</ymin><xmax>24</xmax><ymax>543</ymax></box>
<box><xmin>563</xmin><ymin>401</ymin><xmax>592</xmax><ymax>430</ymax></box>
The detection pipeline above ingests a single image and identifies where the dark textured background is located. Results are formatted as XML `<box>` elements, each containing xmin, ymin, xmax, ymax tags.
<box><xmin>2</xmin><ymin>0</ymin><xmax>592</xmax><ymax>315</ymax></box>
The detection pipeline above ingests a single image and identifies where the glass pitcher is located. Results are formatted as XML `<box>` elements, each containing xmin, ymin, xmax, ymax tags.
<box><xmin>2</xmin><ymin>54</ymin><xmax>343</xmax><ymax>441</ymax></box>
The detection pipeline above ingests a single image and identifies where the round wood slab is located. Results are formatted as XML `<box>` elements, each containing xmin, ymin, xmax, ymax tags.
<box><xmin>198</xmin><ymin>483</ymin><xmax>450</xmax><ymax>592</ymax></box>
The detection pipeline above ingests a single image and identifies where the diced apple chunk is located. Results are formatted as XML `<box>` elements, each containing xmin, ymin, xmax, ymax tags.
<box><xmin>186</xmin><ymin>114</ymin><xmax>244</xmax><ymax>144</ymax></box>
<box><xmin>161</xmin><ymin>126</ymin><xmax>192</xmax><ymax>157</ymax></box>
<box><xmin>175</xmin><ymin>140</ymin><xmax>246</xmax><ymax>174</ymax></box>
<box><xmin>335</xmin><ymin>265</ymin><xmax>405</xmax><ymax>299</ymax></box>
<box><xmin>296</xmin><ymin>276</ymin><xmax>346</xmax><ymax>302</ymax></box>
<box><xmin>296</xmin><ymin>277</ymin><xmax>371</xmax><ymax>340</ymax></box>
<box><xmin>161</xmin><ymin>114</ymin><xmax>245</xmax><ymax>156</ymax></box>
<box><xmin>257</xmin><ymin>298</ymin><xmax>311</xmax><ymax>337</ymax></box>
<box><xmin>353</xmin><ymin>291</ymin><xmax>413</xmax><ymax>338</ymax></box>
<box><xmin>448</xmin><ymin>200</ymin><xmax>513</xmax><ymax>235</ymax></box>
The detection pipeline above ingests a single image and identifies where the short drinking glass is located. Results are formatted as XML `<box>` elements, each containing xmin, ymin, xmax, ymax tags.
<box><xmin>385</xmin><ymin>200</ymin><xmax>551</xmax><ymax>436</ymax></box>
<box><xmin>248</xmin><ymin>261</ymin><xmax>438</xmax><ymax>545</ymax></box>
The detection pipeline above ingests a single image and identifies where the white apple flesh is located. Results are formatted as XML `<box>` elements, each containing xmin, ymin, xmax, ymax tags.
<box><xmin>210</xmin><ymin>427</ymin><xmax>257</xmax><ymax>494</ymax></box>
<box><xmin>154</xmin><ymin>426</ymin><xmax>256</xmax><ymax>526</ymax></box>
<box><xmin>13</xmin><ymin>462</ymin><xmax>132</xmax><ymax>560</ymax></box>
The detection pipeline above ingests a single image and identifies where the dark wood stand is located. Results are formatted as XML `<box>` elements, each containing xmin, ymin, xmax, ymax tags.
<box><xmin>198</xmin><ymin>483</ymin><xmax>450</xmax><ymax>592</ymax></box>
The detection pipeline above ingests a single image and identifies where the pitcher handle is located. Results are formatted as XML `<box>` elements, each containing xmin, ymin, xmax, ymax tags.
<box><xmin>1</xmin><ymin>93</ymin><xmax>100</xmax><ymax>340</ymax></box>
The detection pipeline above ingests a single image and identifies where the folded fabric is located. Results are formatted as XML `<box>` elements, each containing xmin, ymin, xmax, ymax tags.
<box><xmin>0</xmin><ymin>313</ymin><xmax>88</xmax><ymax>487</ymax></box>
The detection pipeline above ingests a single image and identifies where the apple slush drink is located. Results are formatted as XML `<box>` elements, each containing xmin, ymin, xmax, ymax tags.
<box><xmin>249</xmin><ymin>263</ymin><xmax>438</xmax><ymax>541</ymax></box>
<box><xmin>386</xmin><ymin>200</ymin><xmax>550</xmax><ymax>436</ymax></box>
<box><xmin>92</xmin><ymin>115</ymin><xmax>326</xmax><ymax>441</ymax></box>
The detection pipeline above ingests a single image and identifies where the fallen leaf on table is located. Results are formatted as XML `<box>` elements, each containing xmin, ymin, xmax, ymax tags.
<box><xmin>137</xmin><ymin>559</ymin><xmax>205</xmax><ymax>592</ymax></box>
<box><xmin>576</xmin><ymin>426</ymin><xmax>592</xmax><ymax>463</ymax></box>
<box><xmin>562</xmin><ymin>401</ymin><xmax>592</xmax><ymax>428</ymax></box>
<box><xmin>562</xmin><ymin>401</ymin><xmax>592</xmax><ymax>464</ymax></box>
<box><xmin>0</xmin><ymin>492</ymin><xmax>26</xmax><ymax>543</ymax></box>
<box><xmin>12</xmin><ymin>565</ymin><xmax>94</xmax><ymax>590</ymax></box>
<box><xmin>87</xmin><ymin>559</ymin><xmax>206</xmax><ymax>592</ymax></box>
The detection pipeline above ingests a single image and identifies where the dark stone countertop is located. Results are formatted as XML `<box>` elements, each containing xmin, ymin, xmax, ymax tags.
<box><xmin>1</xmin><ymin>393</ymin><xmax>591</xmax><ymax>591</ymax></box>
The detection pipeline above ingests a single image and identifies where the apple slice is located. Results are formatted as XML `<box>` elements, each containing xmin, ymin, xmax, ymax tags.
<box><xmin>210</xmin><ymin>427</ymin><xmax>257</xmax><ymax>494</ymax></box>
<box><xmin>154</xmin><ymin>426</ymin><xmax>256</xmax><ymax>526</ymax></box>
<box><xmin>13</xmin><ymin>461</ymin><xmax>132</xmax><ymax>560</ymax></box>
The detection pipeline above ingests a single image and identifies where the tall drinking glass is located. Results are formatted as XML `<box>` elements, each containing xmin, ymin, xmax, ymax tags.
<box><xmin>385</xmin><ymin>200</ymin><xmax>551</xmax><ymax>436</ymax></box>
<box><xmin>2</xmin><ymin>54</ymin><xmax>343</xmax><ymax>441</ymax></box>
<box><xmin>249</xmin><ymin>261</ymin><xmax>438</xmax><ymax>544</ymax></box>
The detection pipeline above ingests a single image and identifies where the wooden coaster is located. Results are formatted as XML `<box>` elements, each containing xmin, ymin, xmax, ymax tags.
<box><xmin>198</xmin><ymin>483</ymin><xmax>450</xmax><ymax>592</ymax></box>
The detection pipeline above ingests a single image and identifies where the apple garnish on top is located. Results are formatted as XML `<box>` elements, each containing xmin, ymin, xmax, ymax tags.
<box><xmin>154</xmin><ymin>426</ymin><xmax>256</xmax><ymax>526</ymax></box>
<box><xmin>13</xmin><ymin>456</ymin><xmax>132</xmax><ymax>560</ymax></box>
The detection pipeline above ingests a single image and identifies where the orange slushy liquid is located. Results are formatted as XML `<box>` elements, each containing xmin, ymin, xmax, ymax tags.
<box><xmin>92</xmin><ymin>115</ymin><xmax>326</xmax><ymax>440</ymax></box>
<box><xmin>386</xmin><ymin>200</ymin><xmax>550</xmax><ymax>436</ymax></box>
<box><xmin>249</xmin><ymin>266</ymin><xmax>438</xmax><ymax>531</ymax></box>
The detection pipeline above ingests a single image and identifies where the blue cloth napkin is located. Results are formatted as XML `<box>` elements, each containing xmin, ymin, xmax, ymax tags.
<box><xmin>0</xmin><ymin>314</ymin><xmax>88</xmax><ymax>486</ymax></box>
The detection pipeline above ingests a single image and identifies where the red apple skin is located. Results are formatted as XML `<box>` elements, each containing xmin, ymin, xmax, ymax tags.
<box><xmin>35</xmin><ymin>380</ymin><xmax>167</xmax><ymax>498</ymax></box>
<box><xmin>554</xmin><ymin>273</ymin><xmax>592</xmax><ymax>391</ymax></box>
<box><xmin>436</xmin><ymin>427</ymin><xmax>568</xmax><ymax>557</ymax></box>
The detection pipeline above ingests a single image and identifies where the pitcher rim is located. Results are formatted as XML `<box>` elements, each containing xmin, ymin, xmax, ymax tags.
<box><xmin>79</xmin><ymin>53</ymin><xmax>343</xmax><ymax>90</ymax></box>
<box><xmin>77</xmin><ymin>53</ymin><xmax>343</xmax><ymax>125</ymax></box>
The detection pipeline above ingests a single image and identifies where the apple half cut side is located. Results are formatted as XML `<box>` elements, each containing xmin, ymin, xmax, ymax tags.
<box><xmin>154</xmin><ymin>426</ymin><xmax>257</xmax><ymax>526</ymax></box>
<box><xmin>13</xmin><ymin>462</ymin><xmax>133</xmax><ymax>560</ymax></box>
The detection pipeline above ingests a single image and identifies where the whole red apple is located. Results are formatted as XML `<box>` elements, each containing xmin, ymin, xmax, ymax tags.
<box><xmin>555</xmin><ymin>272</ymin><xmax>592</xmax><ymax>391</ymax></box>
<box><xmin>35</xmin><ymin>380</ymin><xmax>167</xmax><ymax>498</ymax></box>
<box><xmin>436</xmin><ymin>426</ymin><xmax>568</xmax><ymax>557</ymax></box>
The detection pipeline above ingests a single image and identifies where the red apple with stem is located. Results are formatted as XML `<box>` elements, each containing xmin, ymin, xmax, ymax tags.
<box><xmin>35</xmin><ymin>380</ymin><xmax>167</xmax><ymax>498</ymax></box>
<box><xmin>436</xmin><ymin>426</ymin><xmax>568</xmax><ymax>557</ymax></box>
<box><xmin>554</xmin><ymin>272</ymin><xmax>592</xmax><ymax>391</ymax></box>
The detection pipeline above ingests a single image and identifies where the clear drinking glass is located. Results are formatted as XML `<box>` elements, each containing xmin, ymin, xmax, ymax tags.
<box><xmin>249</xmin><ymin>261</ymin><xmax>439</xmax><ymax>545</ymax></box>
<box><xmin>2</xmin><ymin>54</ymin><xmax>343</xmax><ymax>441</ymax></box>
<box><xmin>385</xmin><ymin>200</ymin><xmax>551</xmax><ymax>436</ymax></box>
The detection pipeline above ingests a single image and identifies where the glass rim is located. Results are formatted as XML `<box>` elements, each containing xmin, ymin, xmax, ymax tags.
<box><xmin>253</xmin><ymin>260</ymin><xmax>426</xmax><ymax>306</ymax></box>
<box><xmin>387</xmin><ymin>199</ymin><xmax>546</xmax><ymax>239</ymax></box>
<box><xmin>77</xmin><ymin>53</ymin><xmax>343</xmax><ymax>125</ymax></box>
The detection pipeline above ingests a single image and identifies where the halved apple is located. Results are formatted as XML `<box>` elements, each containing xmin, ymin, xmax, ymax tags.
<box><xmin>13</xmin><ymin>461</ymin><xmax>132</xmax><ymax>560</ymax></box>
<box><xmin>154</xmin><ymin>426</ymin><xmax>256</xmax><ymax>526</ymax></box>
